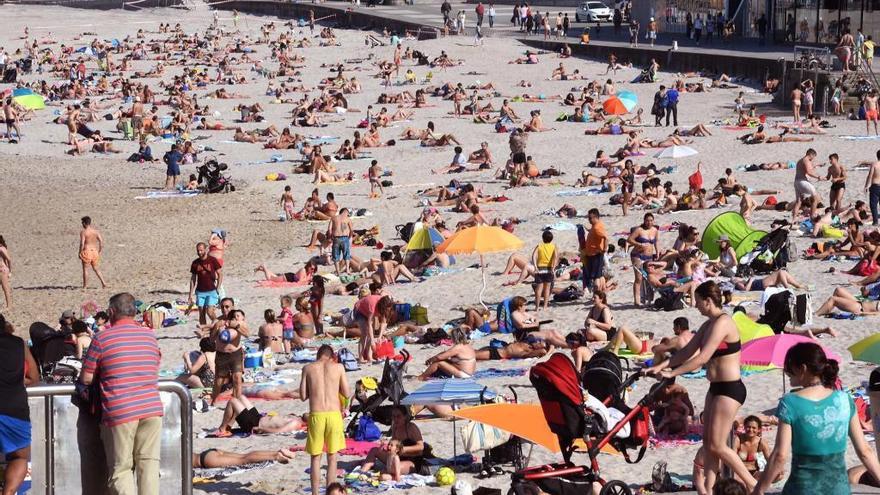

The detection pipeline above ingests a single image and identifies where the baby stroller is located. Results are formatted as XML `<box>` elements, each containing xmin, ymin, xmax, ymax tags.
<box><xmin>197</xmin><ymin>158</ymin><xmax>235</xmax><ymax>193</ymax></box>
<box><xmin>510</xmin><ymin>353</ymin><xmax>668</xmax><ymax>495</ymax></box>
<box><xmin>29</xmin><ymin>322</ymin><xmax>79</xmax><ymax>383</ymax></box>
<box><xmin>346</xmin><ymin>349</ymin><xmax>410</xmax><ymax>437</ymax></box>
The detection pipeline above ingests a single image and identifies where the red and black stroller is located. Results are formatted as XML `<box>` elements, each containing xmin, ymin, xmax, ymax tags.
<box><xmin>510</xmin><ymin>353</ymin><xmax>668</xmax><ymax>495</ymax></box>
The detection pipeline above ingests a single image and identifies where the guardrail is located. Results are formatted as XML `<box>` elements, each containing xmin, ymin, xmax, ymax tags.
<box><xmin>26</xmin><ymin>380</ymin><xmax>192</xmax><ymax>495</ymax></box>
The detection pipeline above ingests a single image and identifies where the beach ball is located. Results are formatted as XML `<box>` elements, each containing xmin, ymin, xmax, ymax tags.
<box><xmin>435</xmin><ymin>467</ymin><xmax>455</xmax><ymax>486</ymax></box>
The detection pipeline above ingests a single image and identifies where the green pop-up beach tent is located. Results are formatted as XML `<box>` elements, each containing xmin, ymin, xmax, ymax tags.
<box><xmin>701</xmin><ymin>211</ymin><xmax>767</xmax><ymax>260</ymax></box>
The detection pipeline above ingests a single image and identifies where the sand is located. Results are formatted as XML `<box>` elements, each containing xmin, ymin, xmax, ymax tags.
<box><xmin>3</xmin><ymin>3</ymin><xmax>880</xmax><ymax>494</ymax></box>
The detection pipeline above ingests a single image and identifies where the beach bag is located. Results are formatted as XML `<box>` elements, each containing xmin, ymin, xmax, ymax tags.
<box><xmin>411</xmin><ymin>305</ymin><xmax>429</xmax><ymax>325</ymax></box>
<box><xmin>144</xmin><ymin>307</ymin><xmax>165</xmax><ymax>330</ymax></box>
<box><xmin>395</xmin><ymin>303</ymin><xmax>412</xmax><ymax>321</ymax></box>
<box><xmin>373</xmin><ymin>340</ymin><xmax>396</xmax><ymax>360</ymax></box>
<box><xmin>461</xmin><ymin>420</ymin><xmax>511</xmax><ymax>453</ymax></box>
<box><xmin>244</xmin><ymin>348</ymin><xmax>263</xmax><ymax>368</ymax></box>
<box><xmin>653</xmin><ymin>290</ymin><xmax>684</xmax><ymax>312</ymax></box>
<box><xmin>552</xmin><ymin>285</ymin><xmax>583</xmax><ymax>302</ymax></box>
<box><xmin>789</xmin><ymin>293</ymin><xmax>813</xmax><ymax>327</ymax></box>
<box><xmin>396</xmin><ymin>222</ymin><xmax>415</xmax><ymax>242</ymax></box>
<box><xmin>338</xmin><ymin>348</ymin><xmax>360</xmax><ymax>372</ymax></box>
<box><xmin>355</xmin><ymin>416</ymin><xmax>381</xmax><ymax>441</ymax></box>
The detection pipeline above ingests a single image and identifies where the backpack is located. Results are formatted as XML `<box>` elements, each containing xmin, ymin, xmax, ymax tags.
<box><xmin>354</xmin><ymin>415</ymin><xmax>381</xmax><ymax>441</ymax></box>
<box><xmin>552</xmin><ymin>284</ymin><xmax>583</xmax><ymax>302</ymax></box>
<box><xmin>337</xmin><ymin>348</ymin><xmax>360</xmax><ymax>372</ymax></box>
<box><xmin>396</xmin><ymin>222</ymin><xmax>415</xmax><ymax>242</ymax></box>
<box><xmin>653</xmin><ymin>290</ymin><xmax>684</xmax><ymax>312</ymax></box>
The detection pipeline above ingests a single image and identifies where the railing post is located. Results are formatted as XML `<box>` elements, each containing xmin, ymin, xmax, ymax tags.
<box><xmin>44</xmin><ymin>396</ymin><xmax>53</xmax><ymax>495</ymax></box>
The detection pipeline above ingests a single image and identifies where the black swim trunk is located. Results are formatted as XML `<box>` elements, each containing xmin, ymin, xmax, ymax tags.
<box><xmin>236</xmin><ymin>407</ymin><xmax>262</xmax><ymax>433</ymax></box>
<box><xmin>708</xmin><ymin>379</ymin><xmax>747</xmax><ymax>405</ymax></box>
<box><xmin>489</xmin><ymin>346</ymin><xmax>502</xmax><ymax>360</ymax></box>
<box><xmin>215</xmin><ymin>348</ymin><xmax>244</xmax><ymax>378</ymax></box>
<box><xmin>199</xmin><ymin>448</ymin><xmax>218</xmax><ymax>468</ymax></box>
<box><xmin>534</xmin><ymin>269</ymin><xmax>555</xmax><ymax>284</ymax></box>
<box><xmin>830</xmin><ymin>181</ymin><xmax>846</xmax><ymax>192</ymax></box>
<box><xmin>283</xmin><ymin>272</ymin><xmax>299</xmax><ymax>283</ymax></box>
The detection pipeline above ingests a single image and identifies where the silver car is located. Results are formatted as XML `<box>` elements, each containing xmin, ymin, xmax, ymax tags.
<box><xmin>575</xmin><ymin>1</ymin><xmax>612</xmax><ymax>22</ymax></box>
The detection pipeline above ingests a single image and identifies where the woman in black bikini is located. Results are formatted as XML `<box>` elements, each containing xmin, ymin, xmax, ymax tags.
<box><xmin>583</xmin><ymin>290</ymin><xmax>615</xmax><ymax>341</ymax></box>
<box><xmin>627</xmin><ymin>213</ymin><xmax>659</xmax><ymax>307</ymax></box>
<box><xmin>360</xmin><ymin>406</ymin><xmax>428</xmax><ymax>475</ymax></box>
<box><xmin>647</xmin><ymin>281</ymin><xmax>756</xmax><ymax>494</ymax></box>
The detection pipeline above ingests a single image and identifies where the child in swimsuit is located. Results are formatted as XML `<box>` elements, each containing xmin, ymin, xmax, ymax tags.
<box><xmin>279</xmin><ymin>295</ymin><xmax>295</xmax><ymax>353</ymax></box>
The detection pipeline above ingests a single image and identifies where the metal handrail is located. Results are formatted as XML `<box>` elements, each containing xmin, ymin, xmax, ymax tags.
<box><xmin>26</xmin><ymin>380</ymin><xmax>192</xmax><ymax>495</ymax></box>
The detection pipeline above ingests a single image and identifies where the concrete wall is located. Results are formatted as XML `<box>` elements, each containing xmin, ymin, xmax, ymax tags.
<box><xmin>211</xmin><ymin>1</ymin><xmax>441</xmax><ymax>38</ymax></box>
<box><xmin>1</xmin><ymin>0</ymin><xmax>183</xmax><ymax>9</ymax></box>
<box><xmin>519</xmin><ymin>38</ymin><xmax>787</xmax><ymax>82</ymax></box>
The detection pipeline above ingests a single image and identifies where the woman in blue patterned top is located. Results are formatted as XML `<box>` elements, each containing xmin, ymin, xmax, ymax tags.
<box><xmin>753</xmin><ymin>342</ymin><xmax>880</xmax><ymax>494</ymax></box>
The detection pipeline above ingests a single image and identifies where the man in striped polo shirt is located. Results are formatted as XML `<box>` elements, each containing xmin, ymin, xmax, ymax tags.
<box><xmin>80</xmin><ymin>292</ymin><xmax>163</xmax><ymax>495</ymax></box>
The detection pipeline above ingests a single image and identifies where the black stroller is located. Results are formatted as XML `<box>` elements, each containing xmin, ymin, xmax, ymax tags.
<box><xmin>197</xmin><ymin>158</ymin><xmax>235</xmax><ymax>193</ymax></box>
<box><xmin>29</xmin><ymin>322</ymin><xmax>80</xmax><ymax>383</ymax></box>
<box><xmin>346</xmin><ymin>349</ymin><xmax>410</xmax><ymax>436</ymax></box>
<box><xmin>510</xmin><ymin>353</ymin><xmax>669</xmax><ymax>495</ymax></box>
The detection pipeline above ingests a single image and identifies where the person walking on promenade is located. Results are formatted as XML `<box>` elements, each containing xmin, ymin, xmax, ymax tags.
<box><xmin>81</xmin><ymin>292</ymin><xmax>163</xmax><ymax>495</ymax></box>
<box><xmin>441</xmin><ymin>0</ymin><xmax>452</xmax><ymax>26</ymax></box>
<box><xmin>488</xmin><ymin>3</ymin><xmax>495</xmax><ymax>28</ymax></box>
<box><xmin>300</xmin><ymin>344</ymin><xmax>350</xmax><ymax>495</ymax></box>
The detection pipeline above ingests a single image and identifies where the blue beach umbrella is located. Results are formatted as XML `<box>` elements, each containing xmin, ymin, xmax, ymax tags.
<box><xmin>401</xmin><ymin>378</ymin><xmax>496</xmax><ymax>405</ymax></box>
<box><xmin>616</xmin><ymin>90</ymin><xmax>638</xmax><ymax>111</ymax></box>
<box><xmin>402</xmin><ymin>379</ymin><xmax>496</xmax><ymax>456</ymax></box>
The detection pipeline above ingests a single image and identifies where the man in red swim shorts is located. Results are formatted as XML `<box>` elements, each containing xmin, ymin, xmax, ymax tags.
<box><xmin>866</xmin><ymin>90</ymin><xmax>879</xmax><ymax>136</ymax></box>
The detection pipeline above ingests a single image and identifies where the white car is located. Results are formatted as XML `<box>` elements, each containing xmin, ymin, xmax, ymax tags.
<box><xmin>575</xmin><ymin>1</ymin><xmax>612</xmax><ymax>22</ymax></box>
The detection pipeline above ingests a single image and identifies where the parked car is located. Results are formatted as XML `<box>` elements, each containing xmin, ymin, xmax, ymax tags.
<box><xmin>576</xmin><ymin>1</ymin><xmax>612</xmax><ymax>22</ymax></box>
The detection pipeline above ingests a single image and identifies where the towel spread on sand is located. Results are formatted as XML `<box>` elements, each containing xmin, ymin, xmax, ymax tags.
<box><xmin>135</xmin><ymin>190</ymin><xmax>201</xmax><ymax>199</ymax></box>
<box><xmin>290</xmin><ymin>439</ymin><xmax>379</xmax><ymax>457</ymax></box>
<box><xmin>195</xmin><ymin>461</ymin><xmax>274</xmax><ymax>480</ymax></box>
<box><xmin>255</xmin><ymin>278</ymin><xmax>311</xmax><ymax>288</ymax></box>
<box><xmin>471</xmin><ymin>367</ymin><xmax>529</xmax><ymax>379</ymax></box>
<box><xmin>555</xmin><ymin>188</ymin><xmax>605</xmax><ymax>197</ymax></box>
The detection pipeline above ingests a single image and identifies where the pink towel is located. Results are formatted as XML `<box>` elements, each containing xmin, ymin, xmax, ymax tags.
<box><xmin>255</xmin><ymin>279</ymin><xmax>309</xmax><ymax>288</ymax></box>
<box><xmin>289</xmin><ymin>438</ymin><xmax>379</xmax><ymax>456</ymax></box>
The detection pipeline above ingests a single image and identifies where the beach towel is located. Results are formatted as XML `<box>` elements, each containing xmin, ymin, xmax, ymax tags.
<box><xmin>839</xmin><ymin>135</ymin><xmax>880</xmax><ymax>140</ymax></box>
<box><xmin>544</xmin><ymin>221</ymin><xmax>578</xmax><ymax>231</ymax></box>
<box><xmin>195</xmin><ymin>461</ymin><xmax>274</xmax><ymax>480</ymax></box>
<box><xmin>255</xmin><ymin>278</ymin><xmax>310</xmax><ymax>288</ymax></box>
<box><xmin>471</xmin><ymin>367</ymin><xmax>529</xmax><ymax>379</ymax></box>
<box><xmin>291</xmin><ymin>349</ymin><xmax>317</xmax><ymax>362</ymax></box>
<box><xmin>555</xmin><ymin>188</ymin><xmax>606</xmax><ymax>197</ymax></box>
<box><xmin>135</xmin><ymin>190</ymin><xmax>201</xmax><ymax>199</ymax></box>
<box><xmin>290</xmin><ymin>438</ymin><xmax>378</xmax><ymax>456</ymax></box>
<box><xmin>496</xmin><ymin>298</ymin><xmax>514</xmax><ymax>334</ymax></box>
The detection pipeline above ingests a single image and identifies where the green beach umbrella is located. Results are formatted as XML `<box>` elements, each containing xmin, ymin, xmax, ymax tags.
<box><xmin>849</xmin><ymin>333</ymin><xmax>880</xmax><ymax>365</ymax></box>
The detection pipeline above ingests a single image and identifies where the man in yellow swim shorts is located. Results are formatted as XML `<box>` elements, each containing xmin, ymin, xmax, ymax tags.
<box><xmin>300</xmin><ymin>344</ymin><xmax>350</xmax><ymax>495</ymax></box>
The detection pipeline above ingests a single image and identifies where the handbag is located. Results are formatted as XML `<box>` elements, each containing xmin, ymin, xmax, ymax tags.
<box><xmin>461</xmin><ymin>420</ymin><xmax>510</xmax><ymax>453</ymax></box>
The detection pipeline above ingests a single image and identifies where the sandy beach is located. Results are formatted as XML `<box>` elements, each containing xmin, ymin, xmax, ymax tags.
<box><xmin>5</xmin><ymin>3</ymin><xmax>880</xmax><ymax>494</ymax></box>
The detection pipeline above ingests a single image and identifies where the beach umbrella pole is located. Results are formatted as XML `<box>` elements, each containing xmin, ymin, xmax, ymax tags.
<box><xmin>479</xmin><ymin>255</ymin><xmax>487</xmax><ymax>311</ymax></box>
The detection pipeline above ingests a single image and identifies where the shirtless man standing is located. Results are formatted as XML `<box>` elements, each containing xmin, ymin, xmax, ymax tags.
<box><xmin>792</xmin><ymin>148</ymin><xmax>823</xmax><ymax>222</ymax></box>
<box><xmin>865</xmin><ymin>149</ymin><xmax>880</xmax><ymax>225</ymax></box>
<box><xmin>826</xmin><ymin>153</ymin><xmax>847</xmax><ymax>212</ymax></box>
<box><xmin>865</xmin><ymin>90</ymin><xmax>879</xmax><ymax>136</ymax></box>
<box><xmin>131</xmin><ymin>96</ymin><xmax>144</xmax><ymax>140</ymax></box>
<box><xmin>3</xmin><ymin>98</ymin><xmax>21</xmax><ymax>143</ymax></box>
<box><xmin>65</xmin><ymin>105</ymin><xmax>80</xmax><ymax>145</ymax></box>
<box><xmin>328</xmin><ymin>208</ymin><xmax>354</xmax><ymax>275</ymax></box>
<box><xmin>300</xmin><ymin>344</ymin><xmax>350</xmax><ymax>495</ymax></box>
<box><xmin>79</xmin><ymin>216</ymin><xmax>107</xmax><ymax>289</ymax></box>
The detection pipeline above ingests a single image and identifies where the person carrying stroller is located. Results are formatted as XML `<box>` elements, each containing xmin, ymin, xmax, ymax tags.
<box><xmin>645</xmin><ymin>281</ymin><xmax>757</xmax><ymax>494</ymax></box>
